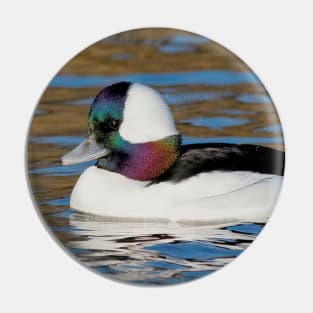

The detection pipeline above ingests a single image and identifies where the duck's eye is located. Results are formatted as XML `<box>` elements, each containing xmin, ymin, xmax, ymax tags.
<box><xmin>96</xmin><ymin>118</ymin><xmax>120</xmax><ymax>132</ymax></box>
<box><xmin>109</xmin><ymin>119</ymin><xmax>120</xmax><ymax>130</ymax></box>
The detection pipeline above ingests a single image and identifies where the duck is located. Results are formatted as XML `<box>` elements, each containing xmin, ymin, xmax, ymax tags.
<box><xmin>62</xmin><ymin>82</ymin><xmax>284</xmax><ymax>223</ymax></box>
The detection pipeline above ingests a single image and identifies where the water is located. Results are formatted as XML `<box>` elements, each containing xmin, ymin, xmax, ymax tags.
<box><xmin>180</xmin><ymin>117</ymin><xmax>251</xmax><ymax>129</ymax></box>
<box><xmin>159</xmin><ymin>33</ymin><xmax>210</xmax><ymax>54</ymax></box>
<box><xmin>65</xmin><ymin>214</ymin><xmax>262</xmax><ymax>285</ymax></box>
<box><xmin>27</xmin><ymin>29</ymin><xmax>283</xmax><ymax>286</ymax></box>
<box><xmin>50</xmin><ymin>70</ymin><xmax>259</xmax><ymax>88</ymax></box>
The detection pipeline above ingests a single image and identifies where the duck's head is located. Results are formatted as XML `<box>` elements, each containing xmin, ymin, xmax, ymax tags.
<box><xmin>62</xmin><ymin>82</ymin><xmax>180</xmax><ymax>181</ymax></box>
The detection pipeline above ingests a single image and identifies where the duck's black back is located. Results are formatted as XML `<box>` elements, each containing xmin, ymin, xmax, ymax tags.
<box><xmin>151</xmin><ymin>143</ymin><xmax>285</xmax><ymax>184</ymax></box>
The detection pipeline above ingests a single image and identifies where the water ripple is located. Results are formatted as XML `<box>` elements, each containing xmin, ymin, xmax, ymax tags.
<box><xmin>50</xmin><ymin>70</ymin><xmax>260</xmax><ymax>88</ymax></box>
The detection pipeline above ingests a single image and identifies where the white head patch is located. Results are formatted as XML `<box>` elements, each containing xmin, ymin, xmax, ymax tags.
<box><xmin>119</xmin><ymin>83</ymin><xmax>179</xmax><ymax>143</ymax></box>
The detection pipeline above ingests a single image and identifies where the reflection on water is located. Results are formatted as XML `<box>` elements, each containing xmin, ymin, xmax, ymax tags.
<box><xmin>216</xmin><ymin>109</ymin><xmax>257</xmax><ymax>115</ymax></box>
<box><xmin>27</xmin><ymin>29</ymin><xmax>283</xmax><ymax>286</ymax></box>
<box><xmin>183</xmin><ymin>136</ymin><xmax>283</xmax><ymax>145</ymax></box>
<box><xmin>237</xmin><ymin>93</ymin><xmax>272</xmax><ymax>104</ymax></box>
<box><xmin>256</xmin><ymin>125</ymin><xmax>282</xmax><ymax>133</ymax></box>
<box><xmin>50</xmin><ymin>70</ymin><xmax>259</xmax><ymax>88</ymax></box>
<box><xmin>159</xmin><ymin>34</ymin><xmax>210</xmax><ymax>54</ymax></box>
<box><xmin>180</xmin><ymin>116</ymin><xmax>251</xmax><ymax>129</ymax></box>
<box><xmin>58</xmin><ymin>212</ymin><xmax>262</xmax><ymax>285</ymax></box>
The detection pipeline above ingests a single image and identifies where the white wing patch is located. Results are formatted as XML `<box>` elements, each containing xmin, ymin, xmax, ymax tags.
<box><xmin>119</xmin><ymin>83</ymin><xmax>179</xmax><ymax>143</ymax></box>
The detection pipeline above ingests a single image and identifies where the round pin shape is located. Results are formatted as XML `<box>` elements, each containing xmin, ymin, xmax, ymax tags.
<box><xmin>27</xmin><ymin>28</ymin><xmax>284</xmax><ymax>286</ymax></box>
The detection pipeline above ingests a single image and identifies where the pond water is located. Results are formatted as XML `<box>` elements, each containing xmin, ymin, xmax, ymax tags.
<box><xmin>27</xmin><ymin>29</ymin><xmax>283</xmax><ymax>286</ymax></box>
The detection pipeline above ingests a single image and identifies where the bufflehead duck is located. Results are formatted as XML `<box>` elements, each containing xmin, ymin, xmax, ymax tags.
<box><xmin>62</xmin><ymin>82</ymin><xmax>284</xmax><ymax>223</ymax></box>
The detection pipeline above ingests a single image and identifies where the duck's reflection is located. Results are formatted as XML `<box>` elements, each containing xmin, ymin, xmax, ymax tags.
<box><xmin>68</xmin><ymin>212</ymin><xmax>258</xmax><ymax>284</ymax></box>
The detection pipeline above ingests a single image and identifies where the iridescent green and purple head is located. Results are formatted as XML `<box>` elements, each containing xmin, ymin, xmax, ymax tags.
<box><xmin>62</xmin><ymin>82</ymin><xmax>181</xmax><ymax>181</ymax></box>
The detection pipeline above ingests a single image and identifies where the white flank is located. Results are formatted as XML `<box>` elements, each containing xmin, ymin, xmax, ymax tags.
<box><xmin>119</xmin><ymin>83</ymin><xmax>179</xmax><ymax>143</ymax></box>
<box><xmin>70</xmin><ymin>166</ymin><xmax>282</xmax><ymax>223</ymax></box>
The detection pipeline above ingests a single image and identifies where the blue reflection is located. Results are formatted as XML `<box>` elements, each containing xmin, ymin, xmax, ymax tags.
<box><xmin>227</xmin><ymin>223</ymin><xmax>263</xmax><ymax>235</ymax></box>
<box><xmin>30</xmin><ymin>161</ymin><xmax>93</xmax><ymax>176</ymax></box>
<box><xmin>35</xmin><ymin>108</ymin><xmax>48</xmax><ymax>116</ymax></box>
<box><xmin>170</xmin><ymin>34</ymin><xmax>209</xmax><ymax>45</ymax></box>
<box><xmin>145</xmin><ymin>261</ymin><xmax>185</xmax><ymax>270</ymax></box>
<box><xmin>65</xmin><ymin>97</ymin><xmax>93</xmax><ymax>106</ymax></box>
<box><xmin>237</xmin><ymin>93</ymin><xmax>271</xmax><ymax>104</ymax></box>
<box><xmin>160</xmin><ymin>34</ymin><xmax>209</xmax><ymax>54</ymax></box>
<box><xmin>50</xmin><ymin>70</ymin><xmax>259</xmax><ymax>88</ymax></box>
<box><xmin>164</xmin><ymin>91</ymin><xmax>232</xmax><ymax>105</ymax></box>
<box><xmin>42</xmin><ymin>197</ymin><xmax>70</xmax><ymax>206</ymax></box>
<box><xmin>256</xmin><ymin>125</ymin><xmax>282</xmax><ymax>133</ymax></box>
<box><xmin>29</xmin><ymin>135</ymin><xmax>84</xmax><ymax>146</ymax></box>
<box><xmin>145</xmin><ymin>241</ymin><xmax>241</xmax><ymax>260</ymax></box>
<box><xmin>215</xmin><ymin>109</ymin><xmax>256</xmax><ymax>115</ymax></box>
<box><xmin>183</xmin><ymin>136</ymin><xmax>283</xmax><ymax>145</ymax></box>
<box><xmin>180</xmin><ymin>117</ymin><xmax>250</xmax><ymax>129</ymax></box>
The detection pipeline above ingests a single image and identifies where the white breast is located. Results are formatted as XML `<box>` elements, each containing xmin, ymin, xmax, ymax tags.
<box><xmin>70</xmin><ymin>166</ymin><xmax>282</xmax><ymax>224</ymax></box>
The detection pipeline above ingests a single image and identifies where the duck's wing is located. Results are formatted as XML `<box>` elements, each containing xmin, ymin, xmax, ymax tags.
<box><xmin>151</xmin><ymin>143</ymin><xmax>285</xmax><ymax>184</ymax></box>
